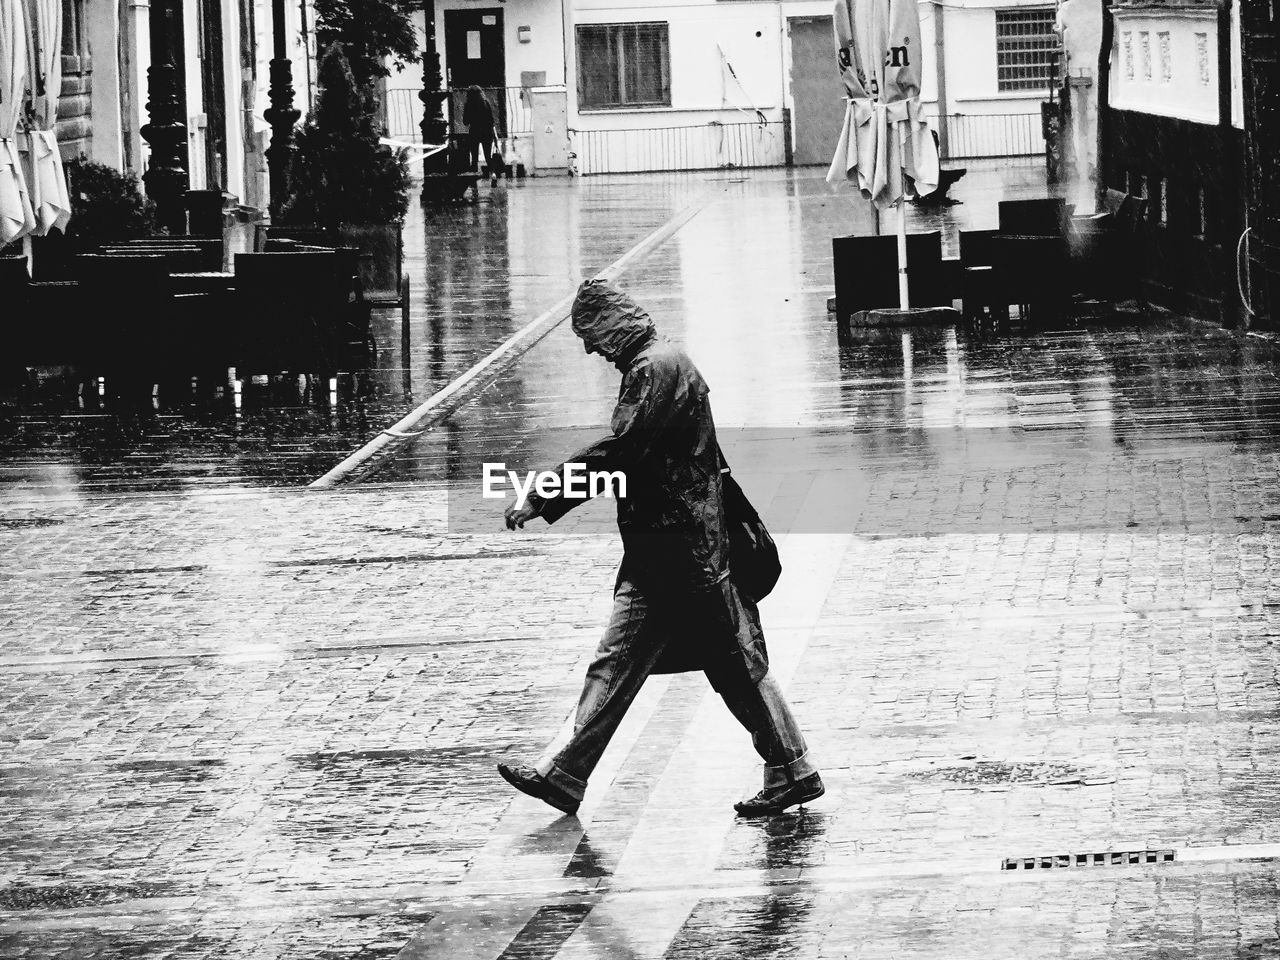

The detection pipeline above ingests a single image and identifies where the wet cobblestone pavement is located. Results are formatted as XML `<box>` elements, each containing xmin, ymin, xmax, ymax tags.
<box><xmin>5</xmin><ymin>163</ymin><xmax>1280</xmax><ymax>956</ymax></box>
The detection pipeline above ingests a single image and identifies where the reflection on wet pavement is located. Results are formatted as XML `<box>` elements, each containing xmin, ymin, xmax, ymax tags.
<box><xmin>0</xmin><ymin>160</ymin><xmax>1210</xmax><ymax>500</ymax></box>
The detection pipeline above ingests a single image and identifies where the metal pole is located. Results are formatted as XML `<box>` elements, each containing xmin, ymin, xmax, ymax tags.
<box><xmin>897</xmin><ymin>199</ymin><xmax>909</xmax><ymax>308</ymax></box>
<box><xmin>897</xmin><ymin>122</ymin><xmax>909</xmax><ymax>309</ymax></box>
<box><xmin>933</xmin><ymin>0</ymin><xmax>949</xmax><ymax>160</ymax></box>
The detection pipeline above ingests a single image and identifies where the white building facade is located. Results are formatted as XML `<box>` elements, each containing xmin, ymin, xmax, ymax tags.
<box><xmin>392</xmin><ymin>0</ymin><xmax>1066</xmax><ymax>175</ymax></box>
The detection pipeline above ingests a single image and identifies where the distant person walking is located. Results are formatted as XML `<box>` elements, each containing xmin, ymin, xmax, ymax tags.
<box><xmin>461</xmin><ymin>85</ymin><xmax>500</xmax><ymax>187</ymax></box>
<box><xmin>498</xmin><ymin>280</ymin><xmax>823</xmax><ymax>818</ymax></box>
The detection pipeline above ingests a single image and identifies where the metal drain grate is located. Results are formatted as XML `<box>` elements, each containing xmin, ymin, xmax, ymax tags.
<box><xmin>1002</xmin><ymin>849</ymin><xmax>1176</xmax><ymax>871</ymax></box>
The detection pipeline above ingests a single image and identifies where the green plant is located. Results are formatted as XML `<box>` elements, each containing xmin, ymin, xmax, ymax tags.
<box><xmin>280</xmin><ymin>43</ymin><xmax>410</xmax><ymax>228</ymax></box>
<box><xmin>63</xmin><ymin>157</ymin><xmax>155</xmax><ymax>246</ymax></box>
<box><xmin>312</xmin><ymin>0</ymin><xmax>419</xmax><ymax>97</ymax></box>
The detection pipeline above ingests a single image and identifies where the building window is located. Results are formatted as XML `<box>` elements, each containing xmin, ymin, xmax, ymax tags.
<box><xmin>1193</xmin><ymin>187</ymin><xmax>1207</xmax><ymax>237</ymax></box>
<box><xmin>1153</xmin><ymin>177</ymin><xmax>1166</xmax><ymax>225</ymax></box>
<box><xmin>1158</xmin><ymin>32</ymin><xmax>1171</xmax><ymax>81</ymax></box>
<box><xmin>1140</xmin><ymin>32</ymin><xmax>1152</xmax><ymax>79</ymax></box>
<box><xmin>1196</xmin><ymin>33</ymin><xmax>1210</xmax><ymax>84</ymax></box>
<box><xmin>61</xmin><ymin>0</ymin><xmax>86</xmax><ymax>60</ymax></box>
<box><xmin>996</xmin><ymin>8</ymin><xmax>1061</xmax><ymax>92</ymax></box>
<box><xmin>1129</xmin><ymin>170</ymin><xmax>1145</xmax><ymax>201</ymax></box>
<box><xmin>1123</xmin><ymin>32</ymin><xmax>1134</xmax><ymax>80</ymax></box>
<box><xmin>576</xmin><ymin>23</ymin><xmax>671</xmax><ymax>109</ymax></box>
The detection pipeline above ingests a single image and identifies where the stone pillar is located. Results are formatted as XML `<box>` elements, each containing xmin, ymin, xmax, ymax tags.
<box><xmin>142</xmin><ymin>0</ymin><xmax>189</xmax><ymax>232</ymax></box>
<box><xmin>264</xmin><ymin>0</ymin><xmax>300</xmax><ymax>219</ymax></box>
<box><xmin>122</xmin><ymin>0</ymin><xmax>151</xmax><ymax>176</ymax></box>
<box><xmin>88</xmin><ymin>0</ymin><xmax>124</xmax><ymax>168</ymax></box>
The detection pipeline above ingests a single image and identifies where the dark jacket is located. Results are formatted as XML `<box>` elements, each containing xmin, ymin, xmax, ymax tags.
<box><xmin>533</xmin><ymin>333</ymin><xmax>729</xmax><ymax>591</ymax></box>
<box><xmin>529</xmin><ymin>281</ymin><xmax>767</xmax><ymax>679</ymax></box>
<box><xmin>462</xmin><ymin>90</ymin><xmax>496</xmax><ymax>139</ymax></box>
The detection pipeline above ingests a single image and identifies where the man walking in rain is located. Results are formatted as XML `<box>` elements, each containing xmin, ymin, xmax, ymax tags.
<box><xmin>498</xmin><ymin>279</ymin><xmax>822</xmax><ymax>818</ymax></box>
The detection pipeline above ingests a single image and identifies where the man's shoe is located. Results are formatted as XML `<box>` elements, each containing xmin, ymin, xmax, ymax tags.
<box><xmin>497</xmin><ymin>762</ymin><xmax>580</xmax><ymax>816</ymax></box>
<box><xmin>734</xmin><ymin>772</ymin><xmax>825</xmax><ymax>817</ymax></box>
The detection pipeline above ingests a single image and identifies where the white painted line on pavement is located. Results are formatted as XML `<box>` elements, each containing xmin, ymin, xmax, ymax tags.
<box><xmin>310</xmin><ymin>201</ymin><xmax>709</xmax><ymax>489</ymax></box>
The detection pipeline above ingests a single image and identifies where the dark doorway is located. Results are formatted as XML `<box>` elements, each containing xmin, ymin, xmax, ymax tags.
<box><xmin>789</xmin><ymin>16</ymin><xmax>844</xmax><ymax>166</ymax></box>
<box><xmin>444</xmin><ymin>9</ymin><xmax>507</xmax><ymax>136</ymax></box>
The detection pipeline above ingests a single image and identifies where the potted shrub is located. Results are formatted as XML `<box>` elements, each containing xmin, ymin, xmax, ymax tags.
<box><xmin>280</xmin><ymin>43</ymin><xmax>410</xmax><ymax>297</ymax></box>
<box><xmin>26</xmin><ymin>158</ymin><xmax>156</xmax><ymax>279</ymax></box>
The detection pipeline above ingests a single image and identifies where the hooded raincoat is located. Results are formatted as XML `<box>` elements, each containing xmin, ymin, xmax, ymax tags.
<box><xmin>528</xmin><ymin>280</ymin><xmax>769</xmax><ymax>679</ymax></box>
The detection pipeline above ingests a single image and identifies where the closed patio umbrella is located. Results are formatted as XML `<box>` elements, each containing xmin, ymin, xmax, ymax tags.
<box><xmin>826</xmin><ymin>0</ymin><xmax>939</xmax><ymax>308</ymax></box>
<box><xmin>22</xmin><ymin>0</ymin><xmax>69</xmax><ymax>234</ymax></box>
<box><xmin>0</xmin><ymin>0</ymin><xmax>35</xmax><ymax>246</ymax></box>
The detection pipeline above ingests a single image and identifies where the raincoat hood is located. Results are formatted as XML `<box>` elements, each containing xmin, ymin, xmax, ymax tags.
<box><xmin>571</xmin><ymin>280</ymin><xmax>656</xmax><ymax>361</ymax></box>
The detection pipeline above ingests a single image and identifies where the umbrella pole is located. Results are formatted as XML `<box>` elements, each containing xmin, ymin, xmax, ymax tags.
<box><xmin>896</xmin><ymin>123</ymin><xmax>910</xmax><ymax>310</ymax></box>
<box><xmin>896</xmin><ymin>199</ymin><xmax>909</xmax><ymax>309</ymax></box>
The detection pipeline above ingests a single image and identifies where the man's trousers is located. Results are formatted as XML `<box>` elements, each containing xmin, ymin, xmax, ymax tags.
<box><xmin>534</xmin><ymin>572</ymin><xmax>816</xmax><ymax>803</ymax></box>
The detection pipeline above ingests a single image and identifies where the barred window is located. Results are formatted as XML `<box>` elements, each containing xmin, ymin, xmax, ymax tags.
<box><xmin>577</xmin><ymin>23</ymin><xmax>671</xmax><ymax>109</ymax></box>
<box><xmin>996</xmin><ymin>8</ymin><xmax>1061</xmax><ymax>92</ymax></box>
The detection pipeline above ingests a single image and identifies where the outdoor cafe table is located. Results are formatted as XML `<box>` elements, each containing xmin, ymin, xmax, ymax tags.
<box><xmin>171</xmin><ymin>271</ymin><xmax>234</xmax><ymax>294</ymax></box>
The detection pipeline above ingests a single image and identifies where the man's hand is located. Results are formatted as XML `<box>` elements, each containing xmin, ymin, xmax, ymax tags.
<box><xmin>504</xmin><ymin>500</ymin><xmax>539</xmax><ymax>530</ymax></box>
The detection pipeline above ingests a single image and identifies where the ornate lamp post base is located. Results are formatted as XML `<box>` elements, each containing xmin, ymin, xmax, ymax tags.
<box><xmin>141</xmin><ymin>61</ymin><xmax>188</xmax><ymax>233</ymax></box>
<box><xmin>419</xmin><ymin>0</ymin><xmax>451</xmax><ymax>202</ymax></box>
<box><xmin>265</xmin><ymin>56</ymin><xmax>302</xmax><ymax>220</ymax></box>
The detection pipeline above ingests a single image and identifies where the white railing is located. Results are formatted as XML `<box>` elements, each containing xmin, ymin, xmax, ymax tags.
<box><xmin>571</xmin><ymin>121</ymin><xmax>787</xmax><ymax>176</ymax></box>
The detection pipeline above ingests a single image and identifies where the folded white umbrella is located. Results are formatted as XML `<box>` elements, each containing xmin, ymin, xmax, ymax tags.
<box><xmin>22</xmin><ymin>0</ymin><xmax>70</xmax><ymax>234</ymax></box>
<box><xmin>826</xmin><ymin>0</ymin><xmax>939</xmax><ymax>307</ymax></box>
<box><xmin>0</xmin><ymin>0</ymin><xmax>36</xmax><ymax>246</ymax></box>
<box><xmin>826</xmin><ymin>0</ymin><xmax>938</xmax><ymax>206</ymax></box>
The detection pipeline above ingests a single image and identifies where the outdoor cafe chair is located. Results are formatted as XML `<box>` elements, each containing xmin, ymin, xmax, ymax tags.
<box><xmin>259</xmin><ymin>225</ymin><xmax>410</xmax><ymax>337</ymax></box>
<box><xmin>990</xmin><ymin>234</ymin><xmax>1070</xmax><ymax>328</ymax></box>
<box><xmin>99</xmin><ymin>245</ymin><xmax>208</xmax><ymax>274</ymax></box>
<box><xmin>0</xmin><ymin>252</ymin><xmax>29</xmax><ymax>290</ymax></box>
<box><xmin>232</xmin><ymin>251</ymin><xmax>358</xmax><ymax>379</ymax></box>
<box><xmin>73</xmin><ymin>253</ymin><xmax>176</xmax><ymax>390</ymax></box>
<box><xmin>4</xmin><ymin>255</ymin><xmax>86</xmax><ymax>366</ymax></box>
<box><xmin>959</xmin><ymin>229</ymin><xmax>1000</xmax><ymax>327</ymax></box>
<box><xmin>998</xmin><ymin>198</ymin><xmax>1072</xmax><ymax>239</ymax></box>
<box><xmin>831</xmin><ymin>231</ymin><xmax>948</xmax><ymax>321</ymax></box>
<box><xmin>1</xmin><ymin>256</ymin><xmax>33</xmax><ymax>377</ymax></box>
<box><xmin>1070</xmin><ymin>190</ymin><xmax>1148</xmax><ymax>301</ymax></box>
<box><xmin>255</xmin><ymin>224</ymin><xmax>337</xmax><ymax>251</ymax></box>
<box><xmin>118</xmin><ymin>236</ymin><xmax>225</xmax><ymax>271</ymax></box>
